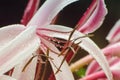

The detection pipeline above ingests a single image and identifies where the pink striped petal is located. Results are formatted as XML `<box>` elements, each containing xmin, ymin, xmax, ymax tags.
<box><xmin>27</xmin><ymin>0</ymin><xmax>78</xmax><ymax>27</ymax></box>
<box><xmin>77</xmin><ymin>0</ymin><xmax>107</xmax><ymax>33</ymax></box>
<box><xmin>21</xmin><ymin>0</ymin><xmax>40</xmax><ymax>25</ymax></box>
<box><xmin>41</xmin><ymin>25</ymin><xmax>113</xmax><ymax>80</ymax></box>
<box><xmin>82</xmin><ymin>61</ymin><xmax>120</xmax><ymax>80</ymax></box>
<box><xmin>106</xmin><ymin>19</ymin><xmax>120</xmax><ymax>43</ymax></box>
<box><xmin>102</xmin><ymin>42</ymin><xmax>120</xmax><ymax>57</ymax></box>
<box><xmin>0</xmin><ymin>25</ymin><xmax>40</xmax><ymax>74</ymax></box>
<box><xmin>0</xmin><ymin>75</ymin><xmax>16</xmax><ymax>80</ymax></box>
<box><xmin>86</xmin><ymin>56</ymin><xmax>120</xmax><ymax>75</ymax></box>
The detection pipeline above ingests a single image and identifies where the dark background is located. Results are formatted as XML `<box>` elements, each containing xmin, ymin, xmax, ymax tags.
<box><xmin>0</xmin><ymin>0</ymin><xmax>120</xmax><ymax>48</ymax></box>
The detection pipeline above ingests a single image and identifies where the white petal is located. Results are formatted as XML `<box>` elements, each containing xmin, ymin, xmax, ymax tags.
<box><xmin>0</xmin><ymin>75</ymin><xmax>16</xmax><ymax>80</ymax></box>
<box><xmin>0</xmin><ymin>25</ymin><xmax>40</xmax><ymax>74</ymax></box>
<box><xmin>27</xmin><ymin>0</ymin><xmax>78</xmax><ymax>27</ymax></box>
<box><xmin>41</xmin><ymin>25</ymin><xmax>113</xmax><ymax>80</ymax></box>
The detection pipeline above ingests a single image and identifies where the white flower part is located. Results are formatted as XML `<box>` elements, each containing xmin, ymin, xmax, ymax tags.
<box><xmin>41</xmin><ymin>25</ymin><xmax>113</xmax><ymax>80</ymax></box>
<box><xmin>0</xmin><ymin>75</ymin><xmax>16</xmax><ymax>80</ymax></box>
<box><xmin>106</xmin><ymin>19</ymin><xmax>120</xmax><ymax>43</ymax></box>
<box><xmin>0</xmin><ymin>24</ymin><xmax>40</xmax><ymax>74</ymax></box>
<box><xmin>27</xmin><ymin>0</ymin><xmax>78</xmax><ymax>27</ymax></box>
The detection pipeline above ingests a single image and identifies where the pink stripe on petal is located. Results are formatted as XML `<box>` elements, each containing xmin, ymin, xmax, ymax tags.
<box><xmin>106</xmin><ymin>19</ymin><xmax>120</xmax><ymax>43</ymax></box>
<box><xmin>27</xmin><ymin>0</ymin><xmax>78</xmax><ymax>27</ymax></box>
<box><xmin>102</xmin><ymin>42</ymin><xmax>120</xmax><ymax>57</ymax></box>
<box><xmin>77</xmin><ymin>0</ymin><xmax>107</xmax><ymax>34</ymax></box>
<box><xmin>21</xmin><ymin>0</ymin><xmax>40</xmax><ymax>25</ymax></box>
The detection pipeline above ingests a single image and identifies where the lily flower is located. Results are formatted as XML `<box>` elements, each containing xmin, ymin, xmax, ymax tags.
<box><xmin>72</xmin><ymin>19</ymin><xmax>120</xmax><ymax>80</ymax></box>
<box><xmin>0</xmin><ymin>0</ymin><xmax>112</xmax><ymax>80</ymax></box>
<box><xmin>84</xmin><ymin>19</ymin><xmax>120</xmax><ymax>80</ymax></box>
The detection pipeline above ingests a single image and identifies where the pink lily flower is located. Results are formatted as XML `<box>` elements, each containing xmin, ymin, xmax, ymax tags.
<box><xmin>0</xmin><ymin>0</ymin><xmax>112</xmax><ymax>80</ymax></box>
<box><xmin>78</xmin><ymin>19</ymin><xmax>120</xmax><ymax>80</ymax></box>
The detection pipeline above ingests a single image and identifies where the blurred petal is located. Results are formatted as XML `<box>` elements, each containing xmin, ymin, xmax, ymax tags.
<box><xmin>41</xmin><ymin>25</ymin><xmax>113</xmax><ymax>80</ymax></box>
<box><xmin>27</xmin><ymin>0</ymin><xmax>78</xmax><ymax>27</ymax></box>
<box><xmin>86</xmin><ymin>42</ymin><xmax>120</xmax><ymax>75</ymax></box>
<box><xmin>103</xmin><ymin>42</ymin><xmax>120</xmax><ymax>57</ymax></box>
<box><xmin>86</xmin><ymin>60</ymin><xmax>100</xmax><ymax>75</ymax></box>
<box><xmin>81</xmin><ymin>61</ymin><xmax>120</xmax><ymax>80</ymax></box>
<box><xmin>21</xmin><ymin>0</ymin><xmax>40</xmax><ymax>25</ymax></box>
<box><xmin>86</xmin><ymin>56</ymin><xmax>120</xmax><ymax>75</ymax></box>
<box><xmin>12</xmin><ymin>55</ymin><xmax>38</xmax><ymax>80</ymax></box>
<box><xmin>0</xmin><ymin>25</ymin><xmax>40</xmax><ymax>74</ymax></box>
<box><xmin>106</xmin><ymin>19</ymin><xmax>120</xmax><ymax>43</ymax></box>
<box><xmin>77</xmin><ymin>0</ymin><xmax>107</xmax><ymax>33</ymax></box>
<box><xmin>80</xmin><ymin>70</ymin><xmax>120</xmax><ymax>80</ymax></box>
<box><xmin>112</xmin><ymin>70</ymin><xmax>120</xmax><ymax>79</ymax></box>
<box><xmin>40</xmin><ymin>42</ymin><xmax>74</xmax><ymax>80</ymax></box>
<box><xmin>108</xmin><ymin>61</ymin><xmax>120</xmax><ymax>79</ymax></box>
<box><xmin>0</xmin><ymin>75</ymin><xmax>16</xmax><ymax>80</ymax></box>
<box><xmin>79</xmin><ymin>71</ymin><xmax>106</xmax><ymax>80</ymax></box>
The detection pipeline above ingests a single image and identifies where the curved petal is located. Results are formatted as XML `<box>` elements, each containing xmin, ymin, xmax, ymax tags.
<box><xmin>77</xmin><ymin>0</ymin><xmax>108</xmax><ymax>33</ymax></box>
<box><xmin>27</xmin><ymin>0</ymin><xmax>78</xmax><ymax>27</ymax></box>
<box><xmin>40</xmin><ymin>43</ymin><xmax>74</xmax><ymax>80</ymax></box>
<box><xmin>0</xmin><ymin>25</ymin><xmax>40</xmax><ymax>74</ymax></box>
<box><xmin>0</xmin><ymin>75</ymin><xmax>16</xmax><ymax>80</ymax></box>
<box><xmin>106</xmin><ymin>19</ymin><xmax>120</xmax><ymax>43</ymax></box>
<box><xmin>40</xmin><ymin>25</ymin><xmax>113</xmax><ymax>80</ymax></box>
